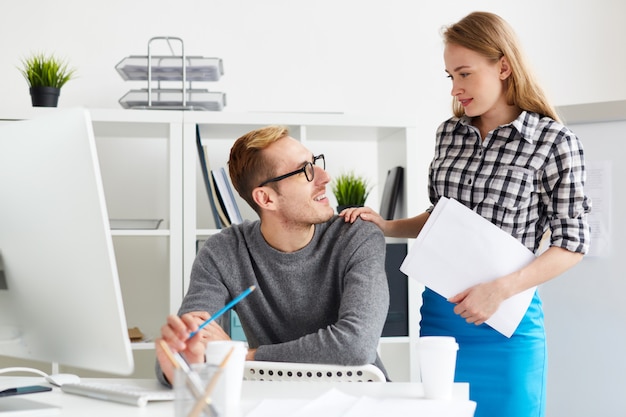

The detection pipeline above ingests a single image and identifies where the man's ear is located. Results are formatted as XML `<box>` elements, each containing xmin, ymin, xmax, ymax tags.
<box><xmin>252</xmin><ymin>187</ymin><xmax>276</xmax><ymax>211</ymax></box>
<box><xmin>499</xmin><ymin>56</ymin><xmax>512</xmax><ymax>80</ymax></box>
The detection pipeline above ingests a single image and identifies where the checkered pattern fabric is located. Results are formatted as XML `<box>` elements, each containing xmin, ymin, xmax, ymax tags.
<box><xmin>427</xmin><ymin>111</ymin><xmax>591</xmax><ymax>254</ymax></box>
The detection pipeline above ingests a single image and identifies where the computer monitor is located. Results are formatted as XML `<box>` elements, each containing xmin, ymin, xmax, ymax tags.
<box><xmin>0</xmin><ymin>108</ymin><xmax>134</xmax><ymax>375</ymax></box>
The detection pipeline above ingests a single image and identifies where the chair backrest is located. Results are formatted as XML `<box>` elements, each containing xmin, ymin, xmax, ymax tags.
<box><xmin>243</xmin><ymin>361</ymin><xmax>386</xmax><ymax>382</ymax></box>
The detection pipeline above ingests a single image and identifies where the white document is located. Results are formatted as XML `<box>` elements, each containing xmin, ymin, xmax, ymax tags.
<box><xmin>342</xmin><ymin>396</ymin><xmax>476</xmax><ymax>417</ymax></box>
<box><xmin>244</xmin><ymin>389</ymin><xmax>476</xmax><ymax>417</ymax></box>
<box><xmin>245</xmin><ymin>389</ymin><xmax>358</xmax><ymax>417</ymax></box>
<box><xmin>400</xmin><ymin>197</ymin><xmax>537</xmax><ymax>337</ymax></box>
<box><xmin>584</xmin><ymin>160</ymin><xmax>612</xmax><ymax>257</ymax></box>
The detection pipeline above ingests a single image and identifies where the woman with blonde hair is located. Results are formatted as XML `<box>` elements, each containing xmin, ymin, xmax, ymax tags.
<box><xmin>342</xmin><ymin>11</ymin><xmax>591</xmax><ymax>417</ymax></box>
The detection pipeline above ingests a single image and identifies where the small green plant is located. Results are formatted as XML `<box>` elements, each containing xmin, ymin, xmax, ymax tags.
<box><xmin>18</xmin><ymin>53</ymin><xmax>76</xmax><ymax>89</ymax></box>
<box><xmin>332</xmin><ymin>171</ymin><xmax>372</xmax><ymax>207</ymax></box>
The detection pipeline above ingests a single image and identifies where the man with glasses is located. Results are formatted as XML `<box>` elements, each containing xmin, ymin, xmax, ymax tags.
<box><xmin>156</xmin><ymin>125</ymin><xmax>390</xmax><ymax>385</ymax></box>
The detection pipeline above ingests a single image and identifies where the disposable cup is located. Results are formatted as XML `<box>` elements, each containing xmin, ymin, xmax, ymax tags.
<box><xmin>417</xmin><ymin>336</ymin><xmax>459</xmax><ymax>400</ymax></box>
<box><xmin>204</xmin><ymin>340</ymin><xmax>247</xmax><ymax>417</ymax></box>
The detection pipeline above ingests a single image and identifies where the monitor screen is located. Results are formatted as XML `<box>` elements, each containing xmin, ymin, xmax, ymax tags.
<box><xmin>0</xmin><ymin>108</ymin><xmax>134</xmax><ymax>375</ymax></box>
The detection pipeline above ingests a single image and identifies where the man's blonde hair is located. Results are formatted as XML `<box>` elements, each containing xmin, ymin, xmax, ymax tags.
<box><xmin>228</xmin><ymin>125</ymin><xmax>289</xmax><ymax>213</ymax></box>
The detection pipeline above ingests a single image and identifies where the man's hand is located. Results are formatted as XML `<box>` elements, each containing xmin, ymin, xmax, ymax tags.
<box><xmin>156</xmin><ymin>311</ymin><xmax>211</xmax><ymax>383</ymax></box>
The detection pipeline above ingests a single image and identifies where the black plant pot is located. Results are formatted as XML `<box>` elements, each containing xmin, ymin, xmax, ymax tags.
<box><xmin>336</xmin><ymin>204</ymin><xmax>363</xmax><ymax>213</ymax></box>
<box><xmin>29</xmin><ymin>86</ymin><xmax>61</xmax><ymax>107</ymax></box>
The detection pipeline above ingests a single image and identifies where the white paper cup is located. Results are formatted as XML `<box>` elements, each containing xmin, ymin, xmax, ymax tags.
<box><xmin>205</xmin><ymin>340</ymin><xmax>247</xmax><ymax>417</ymax></box>
<box><xmin>417</xmin><ymin>336</ymin><xmax>459</xmax><ymax>400</ymax></box>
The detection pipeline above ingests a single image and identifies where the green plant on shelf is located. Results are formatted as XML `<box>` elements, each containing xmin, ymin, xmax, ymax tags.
<box><xmin>18</xmin><ymin>53</ymin><xmax>76</xmax><ymax>88</ymax></box>
<box><xmin>332</xmin><ymin>171</ymin><xmax>372</xmax><ymax>210</ymax></box>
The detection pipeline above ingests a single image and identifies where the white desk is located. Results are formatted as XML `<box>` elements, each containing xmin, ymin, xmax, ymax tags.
<box><xmin>0</xmin><ymin>377</ymin><xmax>474</xmax><ymax>416</ymax></box>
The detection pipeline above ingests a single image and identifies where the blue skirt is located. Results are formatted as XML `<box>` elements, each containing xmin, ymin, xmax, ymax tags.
<box><xmin>420</xmin><ymin>288</ymin><xmax>546</xmax><ymax>417</ymax></box>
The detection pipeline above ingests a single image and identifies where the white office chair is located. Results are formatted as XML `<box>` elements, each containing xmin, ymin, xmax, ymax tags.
<box><xmin>243</xmin><ymin>361</ymin><xmax>386</xmax><ymax>382</ymax></box>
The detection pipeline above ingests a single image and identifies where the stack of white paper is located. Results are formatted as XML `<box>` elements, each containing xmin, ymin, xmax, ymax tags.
<box><xmin>245</xmin><ymin>389</ymin><xmax>476</xmax><ymax>417</ymax></box>
<box><xmin>400</xmin><ymin>197</ymin><xmax>537</xmax><ymax>337</ymax></box>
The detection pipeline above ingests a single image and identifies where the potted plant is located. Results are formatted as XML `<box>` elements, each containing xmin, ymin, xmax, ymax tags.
<box><xmin>332</xmin><ymin>171</ymin><xmax>372</xmax><ymax>213</ymax></box>
<box><xmin>18</xmin><ymin>53</ymin><xmax>76</xmax><ymax>107</ymax></box>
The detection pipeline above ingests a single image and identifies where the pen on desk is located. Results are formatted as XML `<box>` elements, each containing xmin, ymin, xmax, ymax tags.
<box><xmin>188</xmin><ymin>285</ymin><xmax>256</xmax><ymax>339</ymax></box>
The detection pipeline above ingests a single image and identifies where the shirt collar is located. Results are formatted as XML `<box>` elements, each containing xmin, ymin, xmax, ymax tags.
<box><xmin>454</xmin><ymin>111</ymin><xmax>541</xmax><ymax>144</ymax></box>
<box><xmin>509</xmin><ymin>111</ymin><xmax>541</xmax><ymax>144</ymax></box>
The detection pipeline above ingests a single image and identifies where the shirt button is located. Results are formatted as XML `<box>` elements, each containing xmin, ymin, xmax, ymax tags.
<box><xmin>468</xmin><ymin>179</ymin><xmax>472</xmax><ymax>185</ymax></box>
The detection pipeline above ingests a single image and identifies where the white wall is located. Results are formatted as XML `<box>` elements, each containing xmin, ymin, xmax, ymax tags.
<box><xmin>2</xmin><ymin>1</ymin><xmax>625</xmax><ymax>119</ymax></box>
<box><xmin>2</xmin><ymin>1</ymin><xmax>625</xmax><ymax>415</ymax></box>
<box><xmin>3</xmin><ymin>1</ymin><xmax>624</xmax><ymax>191</ymax></box>
<box><xmin>540</xmin><ymin>119</ymin><xmax>626</xmax><ymax>417</ymax></box>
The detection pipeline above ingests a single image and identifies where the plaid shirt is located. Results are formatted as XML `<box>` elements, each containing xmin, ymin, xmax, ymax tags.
<box><xmin>428</xmin><ymin>111</ymin><xmax>591</xmax><ymax>254</ymax></box>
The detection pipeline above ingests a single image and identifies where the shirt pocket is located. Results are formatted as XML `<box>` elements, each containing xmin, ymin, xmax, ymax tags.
<box><xmin>485</xmin><ymin>165</ymin><xmax>536</xmax><ymax>209</ymax></box>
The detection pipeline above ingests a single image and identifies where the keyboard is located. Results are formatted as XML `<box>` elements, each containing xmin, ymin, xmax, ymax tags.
<box><xmin>61</xmin><ymin>381</ymin><xmax>175</xmax><ymax>407</ymax></box>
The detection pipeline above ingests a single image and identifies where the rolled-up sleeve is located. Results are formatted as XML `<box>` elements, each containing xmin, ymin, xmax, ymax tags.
<box><xmin>544</xmin><ymin>131</ymin><xmax>592</xmax><ymax>254</ymax></box>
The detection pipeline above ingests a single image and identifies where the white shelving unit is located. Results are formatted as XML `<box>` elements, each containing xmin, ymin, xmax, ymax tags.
<box><xmin>0</xmin><ymin>109</ymin><xmax>183</xmax><ymax>367</ymax></box>
<box><xmin>87</xmin><ymin>109</ymin><xmax>184</xmax><ymax>355</ymax></box>
<box><xmin>183</xmin><ymin>111</ymin><xmax>424</xmax><ymax>381</ymax></box>
<box><xmin>0</xmin><ymin>108</ymin><xmax>426</xmax><ymax>381</ymax></box>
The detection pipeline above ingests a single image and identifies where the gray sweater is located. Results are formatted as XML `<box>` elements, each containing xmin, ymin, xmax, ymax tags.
<box><xmin>157</xmin><ymin>216</ymin><xmax>389</xmax><ymax>384</ymax></box>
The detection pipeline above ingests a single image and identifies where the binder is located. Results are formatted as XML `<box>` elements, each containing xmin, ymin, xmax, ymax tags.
<box><xmin>382</xmin><ymin>243</ymin><xmax>409</xmax><ymax>337</ymax></box>
<box><xmin>212</xmin><ymin>167</ymin><xmax>243</xmax><ymax>224</ymax></box>
<box><xmin>379</xmin><ymin>166</ymin><xmax>403</xmax><ymax>220</ymax></box>
<box><xmin>195</xmin><ymin>125</ymin><xmax>223</xmax><ymax>228</ymax></box>
<box><xmin>211</xmin><ymin>169</ymin><xmax>231</xmax><ymax>226</ymax></box>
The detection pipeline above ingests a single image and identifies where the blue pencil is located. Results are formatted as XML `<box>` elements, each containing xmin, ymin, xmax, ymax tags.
<box><xmin>188</xmin><ymin>285</ymin><xmax>256</xmax><ymax>339</ymax></box>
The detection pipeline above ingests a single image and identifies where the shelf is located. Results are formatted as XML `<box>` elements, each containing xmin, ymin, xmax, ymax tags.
<box><xmin>557</xmin><ymin>99</ymin><xmax>626</xmax><ymax>124</ymax></box>
<box><xmin>183</xmin><ymin>111</ymin><xmax>413</xmax><ymax>129</ymax></box>
<box><xmin>0</xmin><ymin>107</ymin><xmax>184</xmax><ymax>125</ymax></box>
<box><xmin>110</xmin><ymin>218</ymin><xmax>164</xmax><ymax>230</ymax></box>
<box><xmin>1</xmin><ymin>109</ymin><xmax>419</xmax><ymax>381</ymax></box>
<box><xmin>182</xmin><ymin>115</ymin><xmax>419</xmax><ymax>382</ymax></box>
<box><xmin>130</xmin><ymin>342</ymin><xmax>156</xmax><ymax>351</ymax></box>
<box><xmin>110</xmin><ymin>229</ymin><xmax>170</xmax><ymax>237</ymax></box>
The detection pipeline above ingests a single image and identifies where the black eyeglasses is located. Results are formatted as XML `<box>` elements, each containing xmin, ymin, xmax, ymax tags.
<box><xmin>259</xmin><ymin>154</ymin><xmax>325</xmax><ymax>187</ymax></box>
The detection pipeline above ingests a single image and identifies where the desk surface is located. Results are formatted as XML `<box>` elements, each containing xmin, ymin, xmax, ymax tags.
<box><xmin>0</xmin><ymin>377</ymin><xmax>473</xmax><ymax>416</ymax></box>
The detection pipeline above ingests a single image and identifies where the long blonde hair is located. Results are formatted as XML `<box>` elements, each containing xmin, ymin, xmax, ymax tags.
<box><xmin>442</xmin><ymin>11</ymin><xmax>559</xmax><ymax>122</ymax></box>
